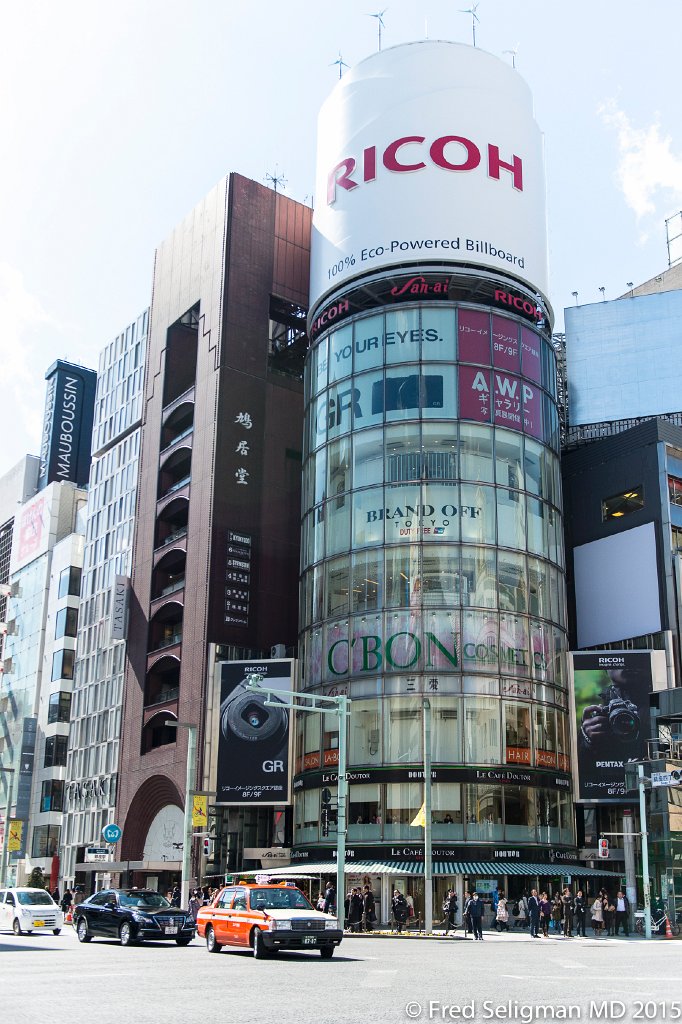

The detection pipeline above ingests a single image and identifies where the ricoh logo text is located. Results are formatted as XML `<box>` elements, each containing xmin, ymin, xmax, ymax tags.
<box><xmin>328</xmin><ymin>132</ymin><xmax>524</xmax><ymax>205</ymax></box>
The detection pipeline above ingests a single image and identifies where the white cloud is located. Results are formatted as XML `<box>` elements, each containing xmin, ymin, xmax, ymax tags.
<box><xmin>599</xmin><ymin>100</ymin><xmax>682</xmax><ymax>221</ymax></box>
<box><xmin>0</xmin><ymin>263</ymin><xmax>63</xmax><ymax>466</ymax></box>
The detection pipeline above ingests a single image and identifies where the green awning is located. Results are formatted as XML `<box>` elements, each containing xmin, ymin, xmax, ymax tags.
<box><xmin>244</xmin><ymin>860</ymin><xmax>616</xmax><ymax>878</ymax></box>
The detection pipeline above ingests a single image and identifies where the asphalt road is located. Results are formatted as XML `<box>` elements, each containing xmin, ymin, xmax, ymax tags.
<box><xmin>2</xmin><ymin>926</ymin><xmax>681</xmax><ymax>1024</ymax></box>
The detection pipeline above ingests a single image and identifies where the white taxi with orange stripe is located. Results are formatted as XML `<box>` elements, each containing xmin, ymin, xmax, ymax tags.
<box><xmin>197</xmin><ymin>880</ymin><xmax>342</xmax><ymax>959</ymax></box>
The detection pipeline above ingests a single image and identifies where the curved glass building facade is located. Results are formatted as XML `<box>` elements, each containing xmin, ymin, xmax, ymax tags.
<box><xmin>294</xmin><ymin>41</ymin><xmax>575</xmax><ymax>914</ymax></box>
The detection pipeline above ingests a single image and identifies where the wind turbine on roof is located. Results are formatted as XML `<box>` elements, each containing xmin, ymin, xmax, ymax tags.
<box><xmin>330</xmin><ymin>52</ymin><xmax>349</xmax><ymax>79</ymax></box>
<box><xmin>368</xmin><ymin>9</ymin><xmax>387</xmax><ymax>51</ymax></box>
<box><xmin>459</xmin><ymin>2</ymin><xmax>479</xmax><ymax>46</ymax></box>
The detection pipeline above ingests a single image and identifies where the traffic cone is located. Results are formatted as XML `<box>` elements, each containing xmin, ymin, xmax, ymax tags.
<box><xmin>65</xmin><ymin>910</ymin><xmax>73</xmax><ymax>923</ymax></box>
<box><xmin>665</xmin><ymin>915</ymin><xmax>674</xmax><ymax>939</ymax></box>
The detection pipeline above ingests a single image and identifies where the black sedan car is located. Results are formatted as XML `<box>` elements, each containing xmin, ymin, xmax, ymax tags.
<box><xmin>73</xmin><ymin>889</ymin><xmax>195</xmax><ymax>946</ymax></box>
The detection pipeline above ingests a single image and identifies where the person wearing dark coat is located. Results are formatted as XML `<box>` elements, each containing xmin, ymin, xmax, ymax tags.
<box><xmin>392</xmin><ymin>890</ymin><xmax>409</xmax><ymax>933</ymax></box>
<box><xmin>60</xmin><ymin>888</ymin><xmax>73</xmax><ymax>914</ymax></box>
<box><xmin>443</xmin><ymin>889</ymin><xmax>458</xmax><ymax>934</ymax></box>
<box><xmin>468</xmin><ymin>892</ymin><xmax>484</xmax><ymax>940</ymax></box>
<box><xmin>574</xmin><ymin>891</ymin><xmax>587</xmax><ymax>936</ymax></box>
<box><xmin>528</xmin><ymin>889</ymin><xmax>541</xmax><ymax>937</ymax></box>
<box><xmin>323</xmin><ymin>882</ymin><xmax>336</xmax><ymax>915</ymax></box>
<box><xmin>347</xmin><ymin>887</ymin><xmax>363</xmax><ymax>931</ymax></box>
<box><xmin>362</xmin><ymin>885</ymin><xmax>376</xmax><ymax>932</ymax></box>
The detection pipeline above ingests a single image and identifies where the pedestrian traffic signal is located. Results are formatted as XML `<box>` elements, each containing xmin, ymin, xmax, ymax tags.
<box><xmin>598</xmin><ymin>837</ymin><xmax>609</xmax><ymax>859</ymax></box>
<box><xmin>203</xmin><ymin>836</ymin><xmax>213</xmax><ymax>857</ymax></box>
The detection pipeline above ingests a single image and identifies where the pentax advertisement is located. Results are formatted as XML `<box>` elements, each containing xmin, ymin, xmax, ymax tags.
<box><xmin>572</xmin><ymin>651</ymin><xmax>652</xmax><ymax>801</ymax></box>
<box><xmin>216</xmin><ymin>659</ymin><xmax>294</xmax><ymax>805</ymax></box>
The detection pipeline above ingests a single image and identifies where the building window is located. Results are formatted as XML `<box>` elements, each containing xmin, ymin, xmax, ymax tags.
<box><xmin>669</xmin><ymin>477</ymin><xmax>682</xmax><ymax>508</ymax></box>
<box><xmin>58</xmin><ymin>566</ymin><xmax>82</xmax><ymax>598</ymax></box>
<box><xmin>41</xmin><ymin>779</ymin><xmax>64</xmax><ymax>812</ymax></box>
<box><xmin>55</xmin><ymin>606</ymin><xmax>79</xmax><ymax>639</ymax></box>
<box><xmin>602</xmin><ymin>486</ymin><xmax>644</xmax><ymax>521</ymax></box>
<box><xmin>44</xmin><ymin>735</ymin><xmax>68</xmax><ymax>767</ymax></box>
<box><xmin>31</xmin><ymin>824</ymin><xmax>61</xmax><ymax>858</ymax></box>
<box><xmin>52</xmin><ymin>649</ymin><xmax>75</xmax><ymax>680</ymax></box>
<box><xmin>47</xmin><ymin>691</ymin><xmax>72</xmax><ymax>725</ymax></box>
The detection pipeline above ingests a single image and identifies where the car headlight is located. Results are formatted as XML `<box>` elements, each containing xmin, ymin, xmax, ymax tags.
<box><xmin>325</xmin><ymin>918</ymin><xmax>338</xmax><ymax>930</ymax></box>
<box><xmin>132</xmin><ymin>912</ymin><xmax>150</xmax><ymax>923</ymax></box>
<box><xmin>273</xmin><ymin>919</ymin><xmax>291</xmax><ymax>930</ymax></box>
<box><xmin>20</xmin><ymin>909</ymin><xmax>31</xmax><ymax>916</ymax></box>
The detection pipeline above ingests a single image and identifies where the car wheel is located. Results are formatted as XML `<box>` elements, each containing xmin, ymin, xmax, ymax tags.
<box><xmin>76</xmin><ymin>918</ymin><xmax>91</xmax><ymax>942</ymax></box>
<box><xmin>176</xmin><ymin>936</ymin><xmax>192</xmax><ymax>946</ymax></box>
<box><xmin>53</xmin><ymin>928</ymin><xmax>62</xmax><ymax>935</ymax></box>
<box><xmin>252</xmin><ymin>927</ymin><xmax>268</xmax><ymax>959</ymax></box>
<box><xmin>120</xmin><ymin>921</ymin><xmax>135</xmax><ymax>946</ymax></box>
<box><xmin>320</xmin><ymin>945</ymin><xmax>334</xmax><ymax>959</ymax></box>
<box><xmin>12</xmin><ymin>918</ymin><xmax>22</xmax><ymax>936</ymax></box>
<box><xmin>206</xmin><ymin>926</ymin><xmax>222</xmax><ymax>953</ymax></box>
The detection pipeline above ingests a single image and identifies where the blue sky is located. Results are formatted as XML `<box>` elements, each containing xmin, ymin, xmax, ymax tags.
<box><xmin>1</xmin><ymin>0</ymin><xmax>681</xmax><ymax>474</ymax></box>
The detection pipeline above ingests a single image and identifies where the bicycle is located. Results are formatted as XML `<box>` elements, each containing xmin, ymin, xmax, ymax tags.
<box><xmin>634</xmin><ymin>911</ymin><xmax>680</xmax><ymax>935</ymax></box>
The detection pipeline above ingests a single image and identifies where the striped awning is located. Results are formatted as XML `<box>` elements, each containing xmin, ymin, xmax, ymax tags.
<box><xmin>244</xmin><ymin>860</ymin><xmax>615</xmax><ymax>878</ymax></box>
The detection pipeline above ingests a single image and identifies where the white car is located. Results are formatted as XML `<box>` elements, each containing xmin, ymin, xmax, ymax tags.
<box><xmin>0</xmin><ymin>887</ymin><xmax>64</xmax><ymax>935</ymax></box>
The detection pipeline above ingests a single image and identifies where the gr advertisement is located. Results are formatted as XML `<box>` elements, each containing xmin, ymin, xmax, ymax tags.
<box><xmin>216</xmin><ymin>660</ymin><xmax>294</xmax><ymax>805</ymax></box>
<box><xmin>572</xmin><ymin>651</ymin><xmax>652</xmax><ymax>802</ymax></box>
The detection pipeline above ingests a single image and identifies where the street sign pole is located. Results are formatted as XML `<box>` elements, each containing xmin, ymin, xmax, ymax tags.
<box><xmin>638</xmin><ymin>763</ymin><xmax>652</xmax><ymax>939</ymax></box>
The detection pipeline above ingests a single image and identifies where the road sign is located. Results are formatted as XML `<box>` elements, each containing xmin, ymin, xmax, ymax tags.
<box><xmin>102</xmin><ymin>823</ymin><xmax>122</xmax><ymax>844</ymax></box>
<box><xmin>651</xmin><ymin>770</ymin><xmax>682</xmax><ymax>788</ymax></box>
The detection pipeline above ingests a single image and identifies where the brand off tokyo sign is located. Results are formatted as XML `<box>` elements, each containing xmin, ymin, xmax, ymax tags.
<box><xmin>310</xmin><ymin>41</ymin><xmax>550</xmax><ymax>320</ymax></box>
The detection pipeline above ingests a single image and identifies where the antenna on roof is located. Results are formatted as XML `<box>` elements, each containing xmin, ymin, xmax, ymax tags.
<box><xmin>459</xmin><ymin>3</ymin><xmax>479</xmax><ymax>46</ymax></box>
<box><xmin>265</xmin><ymin>168</ymin><xmax>287</xmax><ymax>194</ymax></box>
<box><xmin>503</xmin><ymin>48</ymin><xmax>518</xmax><ymax>69</ymax></box>
<box><xmin>330</xmin><ymin>52</ymin><xmax>349</xmax><ymax>79</ymax></box>
<box><xmin>368</xmin><ymin>9</ymin><xmax>387</xmax><ymax>51</ymax></box>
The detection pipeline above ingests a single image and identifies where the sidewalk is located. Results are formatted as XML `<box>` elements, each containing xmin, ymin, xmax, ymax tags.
<box><xmin>342</xmin><ymin>926</ymin><xmax>673</xmax><ymax>941</ymax></box>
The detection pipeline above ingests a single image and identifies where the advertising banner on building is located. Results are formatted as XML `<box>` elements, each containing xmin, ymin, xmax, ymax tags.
<box><xmin>216</xmin><ymin>660</ymin><xmax>294</xmax><ymax>805</ymax></box>
<box><xmin>310</xmin><ymin>41</ymin><xmax>550</xmax><ymax>319</ymax></box>
<box><xmin>571</xmin><ymin>651</ymin><xmax>652</xmax><ymax>802</ymax></box>
<box><xmin>37</xmin><ymin>360</ymin><xmax>97</xmax><ymax>491</ymax></box>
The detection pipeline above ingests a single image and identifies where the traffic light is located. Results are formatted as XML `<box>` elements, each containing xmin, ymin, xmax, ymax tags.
<box><xmin>598</xmin><ymin>837</ymin><xmax>609</xmax><ymax>859</ymax></box>
<box><xmin>203</xmin><ymin>836</ymin><xmax>213</xmax><ymax>858</ymax></box>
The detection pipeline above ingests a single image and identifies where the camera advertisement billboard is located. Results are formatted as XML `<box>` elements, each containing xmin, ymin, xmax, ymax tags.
<box><xmin>216</xmin><ymin>660</ymin><xmax>293</xmax><ymax>805</ymax></box>
<box><xmin>572</xmin><ymin>651</ymin><xmax>652</xmax><ymax>802</ymax></box>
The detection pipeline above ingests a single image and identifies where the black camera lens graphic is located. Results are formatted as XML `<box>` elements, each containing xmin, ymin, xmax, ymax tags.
<box><xmin>609</xmin><ymin>705</ymin><xmax>639</xmax><ymax>740</ymax></box>
<box><xmin>243</xmin><ymin>702</ymin><xmax>267</xmax><ymax>730</ymax></box>
<box><xmin>220</xmin><ymin>683</ymin><xmax>288</xmax><ymax>747</ymax></box>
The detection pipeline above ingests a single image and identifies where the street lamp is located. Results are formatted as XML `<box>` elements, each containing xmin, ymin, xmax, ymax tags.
<box><xmin>0</xmin><ymin>766</ymin><xmax>16</xmax><ymax>887</ymax></box>
<box><xmin>166</xmin><ymin>720</ymin><xmax>197</xmax><ymax>910</ymax></box>
<box><xmin>245</xmin><ymin>674</ymin><xmax>350</xmax><ymax>924</ymax></box>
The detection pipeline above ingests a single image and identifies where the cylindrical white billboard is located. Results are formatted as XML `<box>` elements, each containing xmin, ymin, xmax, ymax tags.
<box><xmin>310</xmin><ymin>41</ymin><xmax>549</xmax><ymax>319</ymax></box>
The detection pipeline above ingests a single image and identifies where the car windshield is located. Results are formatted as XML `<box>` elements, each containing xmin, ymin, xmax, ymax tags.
<box><xmin>119</xmin><ymin>892</ymin><xmax>171</xmax><ymax>909</ymax></box>
<box><xmin>17</xmin><ymin>891</ymin><xmax>54</xmax><ymax>906</ymax></box>
<box><xmin>249</xmin><ymin>888</ymin><xmax>313</xmax><ymax>911</ymax></box>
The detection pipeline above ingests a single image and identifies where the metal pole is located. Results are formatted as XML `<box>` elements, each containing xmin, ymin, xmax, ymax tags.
<box><xmin>423</xmin><ymin>697</ymin><xmax>433</xmax><ymax>934</ymax></box>
<box><xmin>623</xmin><ymin>809</ymin><xmax>637</xmax><ymax>932</ymax></box>
<box><xmin>336</xmin><ymin>695</ymin><xmax>348</xmax><ymax>929</ymax></box>
<box><xmin>182</xmin><ymin>725</ymin><xmax>197</xmax><ymax>911</ymax></box>
<box><xmin>0</xmin><ymin>768</ymin><xmax>15</xmax><ymax>887</ymax></box>
<box><xmin>638</xmin><ymin>763</ymin><xmax>652</xmax><ymax>939</ymax></box>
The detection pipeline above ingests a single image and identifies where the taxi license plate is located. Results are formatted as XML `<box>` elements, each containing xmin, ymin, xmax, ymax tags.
<box><xmin>165</xmin><ymin>926</ymin><xmax>178</xmax><ymax>935</ymax></box>
<box><xmin>302</xmin><ymin>935</ymin><xmax>317</xmax><ymax>945</ymax></box>
<box><xmin>34</xmin><ymin>920</ymin><xmax>45</xmax><ymax>927</ymax></box>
